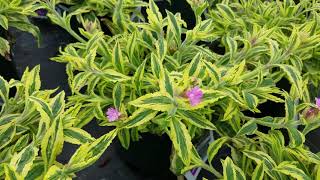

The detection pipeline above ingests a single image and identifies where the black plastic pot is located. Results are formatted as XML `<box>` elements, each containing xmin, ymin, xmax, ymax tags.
<box><xmin>0</xmin><ymin>56</ymin><xmax>18</xmax><ymax>98</ymax></box>
<box><xmin>141</xmin><ymin>0</ymin><xmax>196</xmax><ymax>29</ymax></box>
<box><xmin>168</xmin><ymin>0</ymin><xmax>196</xmax><ymax>29</ymax></box>
<box><xmin>0</xmin><ymin>56</ymin><xmax>19</xmax><ymax>81</ymax></box>
<box><xmin>0</xmin><ymin>29</ymin><xmax>19</xmax><ymax>81</ymax></box>
<box><xmin>9</xmin><ymin>18</ymin><xmax>74</xmax><ymax>95</ymax></box>
<box><xmin>117</xmin><ymin>133</ymin><xmax>176</xmax><ymax>180</ymax></box>
<box><xmin>0</xmin><ymin>29</ymin><xmax>19</xmax><ymax>99</ymax></box>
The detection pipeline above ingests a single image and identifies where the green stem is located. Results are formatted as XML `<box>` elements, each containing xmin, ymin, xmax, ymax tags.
<box><xmin>203</xmin><ymin>164</ymin><xmax>223</xmax><ymax>178</ymax></box>
<box><xmin>67</xmin><ymin>28</ymin><xmax>86</xmax><ymax>43</ymax></box>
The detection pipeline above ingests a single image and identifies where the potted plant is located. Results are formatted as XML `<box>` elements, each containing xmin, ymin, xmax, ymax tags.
<box><xmin>1</xmin><ymin>0</ymin><xmax>320</xmax><ymax>179</ymax></box>
<box><xmin>0</xmin><ymin>66</ymin><xmax>129</xmax><ymax>179</ymax></box>
<box><xmin>0</xmin><ymin>0</ymin><xmax>41</xmax><ymax>80</ymax></box>
<box><xmin>47</xmin><ymin>0</ymin><xmax>313</xmax><ymax>178</ymax></box>
<box><xmin>0</xmin><ymin>66</ymin><xmax>106</xmax><ymax>179</ymax></box>
<box><xmin>186</xmin><ymin>0</ymin><xmax>320</xmax><ymax>178</ymax></box>
<box><xmin>194</xmin><ymin>94</ymin><xmax>320</xmax><ymax>179</ymax></box>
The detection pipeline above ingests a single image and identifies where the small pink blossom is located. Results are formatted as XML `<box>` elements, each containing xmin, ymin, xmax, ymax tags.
<box><xmin>316</xmin><ymin>97</ymin><xmax>320</xmax><ymax>109</ymax></box>
<box><xmin>106</xmin><ymin>107</ymin><xmax>121</xmax><ymax>122</ymax></box>
<box><xmin>185</xmin><ymin>86</ymin><xmax>203</xmax><ymax>106</ymax></box>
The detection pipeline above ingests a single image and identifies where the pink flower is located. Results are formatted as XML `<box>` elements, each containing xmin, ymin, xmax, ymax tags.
<box><xmin>185</xmin><ymin>86</ymin><xmax>203</xmax><ymax>106</ymax></box>
<box><xmin>106</xmin><ymin>107</ymin><xmax>121</xmax><ymax>122</ymax></box>
<box><xmin>316</xmin><ymin>97</ymin><xmax>320</xmax><ymax>109</ymax></box>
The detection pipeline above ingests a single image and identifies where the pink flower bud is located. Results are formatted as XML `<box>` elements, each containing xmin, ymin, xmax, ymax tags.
<box><xmin>304</xmin><ymin>107</ymin><xmax>319</xmax><ymax>120</ymax></box>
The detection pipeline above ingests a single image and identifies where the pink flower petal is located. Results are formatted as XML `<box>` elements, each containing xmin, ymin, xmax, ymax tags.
<box><xmin>106</xmin><ymin>107</ymin><xmax>121</xmax><ymax>122</ymax></box>
<box><xmin>186</xmin><ymin>86</ymin><xmax>203</xmax><ymax>106</ymax></box>
<box><xmin>316</xmin><ymin>97</ymin><xmax>320</xmax><ymax>109</ymax></box>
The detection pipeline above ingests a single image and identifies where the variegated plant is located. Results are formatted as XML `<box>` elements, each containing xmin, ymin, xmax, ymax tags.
<box><xmin>192</xmin><ymin>0</ymin><xmax>320</xmax><ymax>178</ymax></box>
<box><xmin>39</xmin><ymin>0</ymin><xmax>149</xmax><ymax>43</ymax></box>
<box><xmin>0</xmin><ymin>0</ymin><xmax>309</xmax><ymax>179</ymax></box>
<box><xmin>46</xmin><ymin>0</ymin><xmax>320</xmax><ymax>178</ymax></box>
<box><xmin>198</xmin><ymin>93</ymin><xmax>320</xmax><ymax>179</ymax></box>
<box><xmin>0</xmin><ymin>66</ymin><xmax>119</xmax><ymax>179</ymax></box>
<box><xmin>203</xmin><ymin>0</ymin><xmax>320</xmax><ymax>102</ymax></box>
<box><xmin>0</xmin><ymin>0</ymin><xmax>41</xmax><ymax>59</ymax></box>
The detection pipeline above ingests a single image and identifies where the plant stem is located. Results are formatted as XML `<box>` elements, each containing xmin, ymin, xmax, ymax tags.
<box><xmin>203</xmin><ymin>164</ymin><xmax>223</xmax><ymax>178</ymax></box>
<box><xmin>67</xmin><ymin>29</ymin><xmax>85</xmax><ymax>43</ymax></box>
<box><xmin>177</xmin><ymin>175</ymin><xmax>184</xmax><ymax>180</ymax></box>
